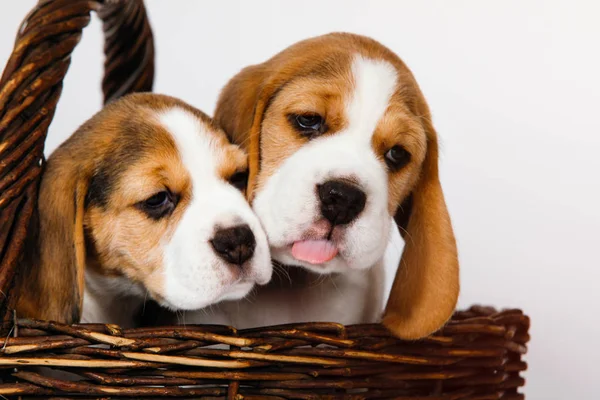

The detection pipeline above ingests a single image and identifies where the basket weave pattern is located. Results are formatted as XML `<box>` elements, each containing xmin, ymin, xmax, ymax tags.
<box><xmin>0</xmin><ymin>1</ymin><xmax>530</xmax><ymax>398</ymax></box>
<box><xmin>0</xmin><ymin>307</ymin><xmax>528</xmax><ymax>399</ymax></box>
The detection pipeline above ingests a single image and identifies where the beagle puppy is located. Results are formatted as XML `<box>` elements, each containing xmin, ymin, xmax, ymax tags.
<box><xmin>195</xmin><ymin>33</ymin><xmax>459</xmax><ymax>339</ymax></box>
<box><xmin>14</xmin><ymin>93</ymin><xmax>271</xmax><ymax>327</ymax></box>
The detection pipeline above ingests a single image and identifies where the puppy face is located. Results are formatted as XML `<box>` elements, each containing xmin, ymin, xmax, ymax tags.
<box><xmin>254</xmin><ymin>56</ymin><xmax>426</xmax><ymax>273</ymax></box>
<box><xmin>34</xmin><ymin>94</ymin><xmax>271</xmax><ymax>318</ymax></box>
<box><xmin>215</xmin><ymin>33</ymin><xmax>459</xmax><ymax>339</ymax></box>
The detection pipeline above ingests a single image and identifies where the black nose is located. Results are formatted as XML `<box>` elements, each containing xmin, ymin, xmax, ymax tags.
<box><xmin>318</xmin><ymin>180</ymin><xmax>367</xmax><ymax>225</ymax></box>
<box><xmin>210</xmin><ymin>225</ymin><xmax>256</xmax><ymax>266</ymax></box>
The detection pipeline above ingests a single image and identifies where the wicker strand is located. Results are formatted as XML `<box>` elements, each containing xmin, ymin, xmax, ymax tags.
<box><xmin>98</xmin><ymin>0</ymin><xmax>154</xmax><ymax>103</ymax></box>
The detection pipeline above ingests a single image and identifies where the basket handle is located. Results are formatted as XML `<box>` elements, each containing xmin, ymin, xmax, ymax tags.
<box><xmin>0</xmin><ymin>0</ymin><xmax>154</xmax><ymax>320</ymax></box>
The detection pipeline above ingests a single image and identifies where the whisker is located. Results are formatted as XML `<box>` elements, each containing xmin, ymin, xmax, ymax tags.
<box><xmin>181</xmin><ymin>310</ymin><xmax>187</xmax><ymax>328</ymax></box>
<box><xmin>328</xmin><ymin>275</ymin><xmax>342</xmax><ymax>296</ymax></box>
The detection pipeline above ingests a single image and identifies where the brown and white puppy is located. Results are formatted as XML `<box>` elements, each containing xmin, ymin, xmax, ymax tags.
<box><xmin>195</xmin><ymin>33</ymin><xmax>459</xmax><ymax>339</ymax></box>
<box><xmin>15</xmin><ymin>93</ymin><xmax>271</xmax><ymax>327</ymax></box>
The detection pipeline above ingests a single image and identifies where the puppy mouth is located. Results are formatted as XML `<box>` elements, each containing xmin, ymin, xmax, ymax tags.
<box><xmin>286</xmin><ymin>220</ymin><xmax>343</xmax><ymax>265</ymax></box>
<box><xmin>291</xmin><ymin>239</ymin><xmax>338</xmax><ymax>264</ymax></box>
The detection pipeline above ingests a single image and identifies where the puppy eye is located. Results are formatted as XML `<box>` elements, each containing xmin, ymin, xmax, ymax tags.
<box><xmin>145</xmin><ymin>191</ymin><xmax>170</xmax><ymax>208</ymax></box>
<box><xmin>384</xmin><ymin>145</ymin><xmax>411</xmax><ymax>171</ymax></box>
<box><xmin>137</xmin><ymin>191</ymin><xmax>175</xmax><ymax>220</ymax></box>
<box><xmin>229</xmin><ymin>170</ymin><xmax>249</xmax><ymax>191</ymax></box>
<box><xmin>296</xmin><ymin>114</ymin><xmax>322</xmax><ymax>130</ymax></box>
<box><xmin>289</xmin><ymin>114</ymin><xmax>326</xmax><ymax>138</ymax></box>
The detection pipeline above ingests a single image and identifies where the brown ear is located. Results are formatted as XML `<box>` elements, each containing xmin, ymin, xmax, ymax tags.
<box><xmin>382</xmin><ymin>115</ymin><xmax>459</xmax><ymax>340</ymax></box>
<box><xmin>215</xmin><ymin>65</ymin><xmax>281</xmax><ymax>201</ymax></box>
<box><xmin>244</xmin><ymin>84</ymin><xmax>275</xmax><ymax>201</ymax></box>
<box><xmin>15</xmin><ymin>156</ymin><xmax>87</xmax><ymax>323</ymax></box>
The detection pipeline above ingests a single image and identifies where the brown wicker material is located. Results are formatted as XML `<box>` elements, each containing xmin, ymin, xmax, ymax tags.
<box><xmin>0</xmin><ymin>307</ymin><xmax>528</xmax><ymax>399</ymax></box>
<box><xmin>0</xmin><ymin>1</ymin><xmax>530</xmax><ymax>399</ymax></box>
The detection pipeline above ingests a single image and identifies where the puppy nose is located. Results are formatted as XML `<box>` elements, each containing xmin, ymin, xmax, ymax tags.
<box><xmin>318</xmin><ymin>180</ymin><xmax>367</xmax><ymax>225</ymax></box>
<box><xmin>210</xmin><ymin>225</ymin><xmax>256</xmax><ymax>266</ymax></box>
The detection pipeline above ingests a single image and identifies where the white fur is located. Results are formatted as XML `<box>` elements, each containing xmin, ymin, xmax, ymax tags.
<box><xmin>159</xmin><ymin>108</ymin><xmax>271</xmax><ymax>310</ymax></box>
<box><xmin>82</xmin><ymin>106</ymin><xmax>271</xmax><ymax>326</ymax></box>
<box><xmin>187</xmin><ymin>56</ymin><xmax>399</xmax><ymax>328</ymax></box>
<box><xmin>83</xmin><ymin>271</ymin><xmax>145</xmax><ymax>327</ymax></box>
<box><xmin>187</xmin><ymin>260</ymin><xmax>386</xmax><ymax>328</ymax></box>
<box><xmin>256</xmin><ymin>56</ymin><xmax>397</xmax><ymax>274</ymax></box>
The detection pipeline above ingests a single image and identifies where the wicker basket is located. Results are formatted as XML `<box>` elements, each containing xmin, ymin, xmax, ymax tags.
<box><xmin>0</xmin><ymin>1</ymin><xmax>530</xmax><ymax>398</ymax></box>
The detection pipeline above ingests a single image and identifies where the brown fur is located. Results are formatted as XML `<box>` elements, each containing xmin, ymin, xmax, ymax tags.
<box><xmin>214</xmin><ymin>32</ymin><xmax>459</xmax><ymax>339</ymax></box>
<box><xmin>14</xmin><ymin>93</ymin><xmax>247</xmax><ymax>323</ymax></box>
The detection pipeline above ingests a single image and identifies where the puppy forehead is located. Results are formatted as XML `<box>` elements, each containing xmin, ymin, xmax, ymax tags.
<box><xmin>273</xmin><ymin>55</ymin><xmax>399</xmax><ymax>138</ymax></box>
<box><xmin>345</xmin><ymin>56</ymin><xmax>398</xmax><ymax>142</ymax></box>
<box><xmin>158</xmin><ymin>108</ymin><xmax>246</xmax><ymax>181</ymax></box>
<box><xmin>87</xmin><ymin>105</ymin><xmax>243</xmax><ymax>209</ymax></box>
<box><xmin>86</xmin><ymin>110</ymin><xmax>180</xmax><ymax>208</ymax></box>
<box><xmin>158</xmin><ymin>108</ymin><xmax>223</xmax><ymax>174</ymax></box>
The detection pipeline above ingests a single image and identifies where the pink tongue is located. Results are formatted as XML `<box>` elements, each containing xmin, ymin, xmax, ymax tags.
<box><xmin>292</xmin><ymin>240</ymin><xmax>338</xmax><ymax>264</ymax></box>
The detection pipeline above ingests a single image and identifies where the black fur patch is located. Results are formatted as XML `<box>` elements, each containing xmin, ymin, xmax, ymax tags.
<box><xmin>84</xmin><ymin>129</ymin><xmax>147</xmax><ymax>209</ymax></box>
<box><xmin>86</xmin><ymin>168</ymin><xmax>112</xmax><ymax>209</ymax></box>
<box><xmin>394</xmin><ymin>193</ymin><xmax>414</xmax><ymax>237</ymax></box>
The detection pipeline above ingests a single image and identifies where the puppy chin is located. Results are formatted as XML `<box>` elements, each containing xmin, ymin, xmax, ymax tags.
<box><xmin>160</xmin><ymin>278</ymin><xmax>257</xmax><ymax>310</ymax></box>
<box><xmin>272</xmin><ymin>247</ymin><xmax>350</xmax><ymax>274</ymax></box>
<box><xmin>217</xmin><ymin>281</ymin><xmax>255</xmax><ymax>301</ymax></box>
<box><xmin>161</xmin><ymin>254</ymin><xmax>272</xmax><ymax>311</ymax></box>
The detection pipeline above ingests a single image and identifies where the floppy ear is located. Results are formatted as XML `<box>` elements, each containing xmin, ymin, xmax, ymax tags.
<box><xmin>382</xmin><ymin>114</ymin><xmax>459</xmax><ymax>340</ymax></box>
<box><xmin>244</xmin><ymin>85</ymin><xmax>275</xmax><ymax>201</ymax></box>
<box><xmin>15</xmin><ymin>156</ymin><xmax>87</xmax><ymax>323</ymax></box>
<box><xmin>215</xmin><ymin>66</ymin><xmax>278</xmax><ymax>201</ymax></box>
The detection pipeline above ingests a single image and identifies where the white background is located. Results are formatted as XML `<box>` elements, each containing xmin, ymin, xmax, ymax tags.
<box><xmin>2</xmin><ymin>1</ymin><xmax>599</xmax><ymax>398</ymax></box>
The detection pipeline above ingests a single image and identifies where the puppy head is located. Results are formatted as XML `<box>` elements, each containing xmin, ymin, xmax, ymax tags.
<box><xmin>18</xmin><ymin>93</ymin><xmax>271</xmax><ymax>322</ymax></box>
<box><xmin>215</xmin><ymin>33</ymin><xmax>458</xmax><ymax>339</ymax></box>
